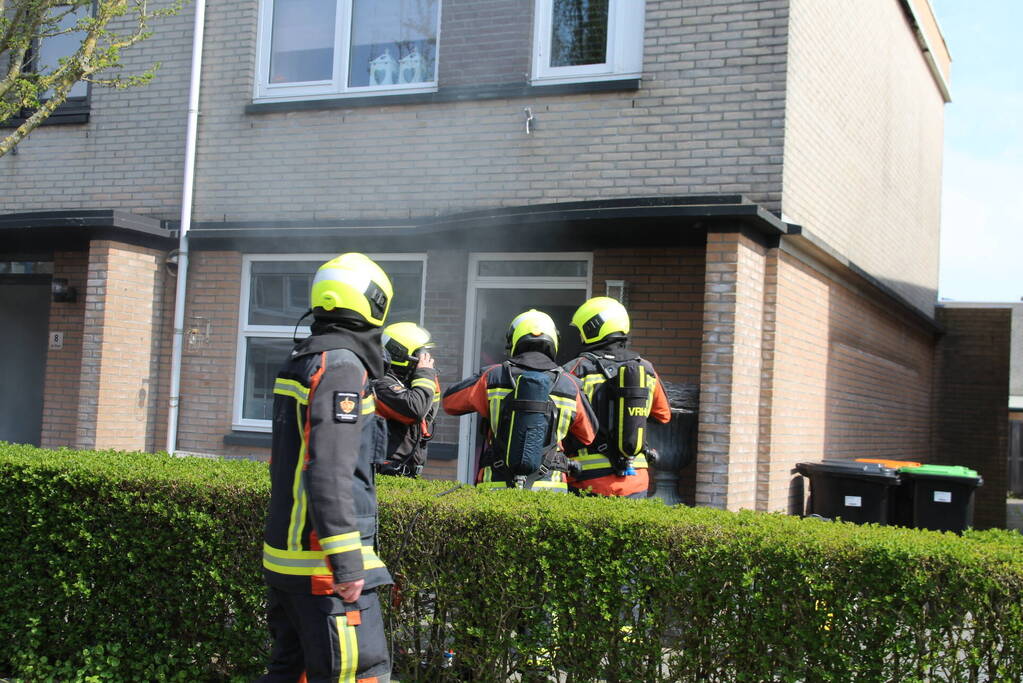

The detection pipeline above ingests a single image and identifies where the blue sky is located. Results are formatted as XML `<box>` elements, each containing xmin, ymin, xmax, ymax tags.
<box><xmin>931</xmin><ymin>0</ymin><xmax>1023</xmax><ymax>302</ymax></box>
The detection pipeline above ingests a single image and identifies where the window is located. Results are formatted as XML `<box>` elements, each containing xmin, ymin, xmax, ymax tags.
<box><xmin>234</xmin><ymin>254</ymin><xmax>426</xmax><ymax>431</ymax></box>
<box><xmin>6</xmin><ymin>3</ymin><xmax>92</xmax><ymax>123</ymax></box>
<box><xmin>532</xmin><ymin>0</ymin><xmax>644</xmax><ymax>85</ymax></box>
<box><xmin>255</xmin><ymin>0</ymin><xmax>441</xmax><ymax>102</ymax></box>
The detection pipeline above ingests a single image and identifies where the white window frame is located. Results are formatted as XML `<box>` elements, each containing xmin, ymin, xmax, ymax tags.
<box><xmin>456</xmin><ymin>252</ymin><xmax>593</xmax><ymax>482</ymax></box>
<box><xmin>532</xmin><ymin>0</ymin><xmax>644</xmax><ymax>85</ymax></box>
<box><xmin>254</xmin><ymin>0</ymin><xmax>443</xmax><ymax>102</ymax></box>
<box><xmin>233</xmin><ymin>252</ymin><xmax>428</xmax><ymax>432</ymax></box>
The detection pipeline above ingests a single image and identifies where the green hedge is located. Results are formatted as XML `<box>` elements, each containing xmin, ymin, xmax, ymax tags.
<box><xmin>1</xmin><ymin>444</ymin><xmax>1022</xmax><ymax>682</ymax></box>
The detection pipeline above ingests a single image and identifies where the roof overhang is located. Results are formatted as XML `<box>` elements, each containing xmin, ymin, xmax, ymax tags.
<box><xmin>0</xmin><ymin>209</ymin><xmax>175</xmax><ymax>252</ymax></box>
<box><xmin>185</xmin><ymin>195</ymin><xmax>787</xmax><ymax>252</ymax></box>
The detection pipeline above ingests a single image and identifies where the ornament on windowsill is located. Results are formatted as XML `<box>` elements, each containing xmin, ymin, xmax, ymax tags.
<box><xmin>369</xmin><ymin>50</ymin><xmax>398</xmax><ymax>86</ymax></box>
<box><xmin>398</xmin><ymin>50</ymin><xmax>427</xmax><ymax>84</ymax></box>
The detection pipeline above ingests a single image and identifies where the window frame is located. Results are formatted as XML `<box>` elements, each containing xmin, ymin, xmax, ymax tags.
<box><xmin>253</xmin><ymin>0</ymin><xmax>443</xmax><ymax>103</ymax></box>
<box><xmin>531</xmin><ymin>0</ymin><xmax>644</xmax><ymax>86</ymax></box>
<box><xmin>233</xmin><ymin>252</ymin><xmax>428</xmax><ymax>432</ymax></box>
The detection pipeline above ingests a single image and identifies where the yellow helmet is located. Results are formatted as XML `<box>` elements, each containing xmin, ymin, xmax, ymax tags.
<box><xmin>570</xmin><ymin>296</ymin><xmax>630</xmax><ymax>345</ymax></box>
<box><xmin>382</xmin><ymin>322</ymin><xmax>435</xmax><ymax>368</ymax></box>
<box><xmin>506</xmin><ymin>309</ymin><xmax>559</xmax><ymax>357</ymax></box>
<box><xmin>310</xmin><ymin>253</ymin><xmax>393</xmax><ymax>327</ymax></box>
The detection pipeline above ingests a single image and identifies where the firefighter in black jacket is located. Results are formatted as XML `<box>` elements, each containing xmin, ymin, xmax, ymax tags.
<box><xmin>373</xmin><ymin>322</ymin><xmax>440</xmax><ymax>477</ymax></box>
<box><xmin>258</xmin><ymin>253</ymin><xmax>392</xmax><ymax>683</ymax></box>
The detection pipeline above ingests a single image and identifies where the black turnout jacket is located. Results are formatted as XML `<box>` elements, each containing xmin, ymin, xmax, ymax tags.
<box><xmin>373</xmin><ymin>365</ymin><xmax>440</xmax><ymax>475</ymax></box>
<box><xmin>262</xmin><ymin>330</ymin><xmax>392</xmax><ymax>595</ymax></box>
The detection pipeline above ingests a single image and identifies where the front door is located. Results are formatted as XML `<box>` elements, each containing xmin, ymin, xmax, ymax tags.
<box><xmin>0</xmin><ymin>277</ymin><xmax>51</xmax><ymax>445</ymax></box>
<box><xmin>457</xmin><ymin>253</ymin><xmax>592</xmax><ymax>482</ymax></box>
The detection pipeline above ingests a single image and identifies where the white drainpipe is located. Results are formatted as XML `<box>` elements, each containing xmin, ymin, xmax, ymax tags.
<box><xmin>166</xmin><ymin>0</ymin><xmax>207</xmax><ymax>455</ymax></box>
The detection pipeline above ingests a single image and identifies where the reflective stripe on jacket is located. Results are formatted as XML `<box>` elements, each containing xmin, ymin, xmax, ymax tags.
<box><xmin>562</xmin><ymin>347</ymin><xmax>671</xmax><ymax>486</ymax></box>
<box><xmin>264</xmin><ymin>343</ymin><xmax>391</xmax><ymax>595</ymax></box>
<box><xmin>373</xmin><ymin>366</ymin><xmax>440</xmax><ymax>474</ymax></box>
<box><xmin>442</xmin><ymin>351</ymin><xmax>597</xmax><ymax>491</ymax></box>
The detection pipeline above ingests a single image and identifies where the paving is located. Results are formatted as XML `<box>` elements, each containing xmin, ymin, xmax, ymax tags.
<box><xmin>1008</xmin><ymin>498</ymin><xmax>1023</xmax><ymax>532</ymax></box>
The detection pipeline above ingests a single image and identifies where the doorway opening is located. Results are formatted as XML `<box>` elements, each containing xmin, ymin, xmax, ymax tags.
<box><xmin>457</xmin><ymin>253</ymin><xmax>592</xmax><ymax>482</ymax></box>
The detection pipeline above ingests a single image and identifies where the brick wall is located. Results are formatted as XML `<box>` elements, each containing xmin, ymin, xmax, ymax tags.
<box><xmin>40</xmin><ymin>252</ymin><xmax>89</xmax><ymax>448</ymax></box>
<box><xmin>439</xmin><ymin>0</ymin><xmax>533</xmax><ymax>87</ymax></box>
<box><xmin>191</xmin><ymin>0</ymin><xmax>788</xmax><ymax>222</ymax></box>
<box><xmin>74</xmin><ymin>241</ymin><xmax>166</xmax><ymax>451</ymax></box>
<box><xmin>174</xmin><ymin>251</ymin><xmax>244</xmax><ymax>456</ymax></box>
<box><xmin>783</xmin><ymin>0</ymin><xmax>945</xmax><ymax>314</ymax></box>
<box><xmin>697</xmin><ymin>230</ymin><xmax>766</xmax><ymax>510</ymax></box>
<box><xmin>759</xmin><ymin>246</ymin><xmax>937</xmax><ymax>513</ymax></box>
<box><xmin>934</xmin><ymin>307</ymin><xmax>1011</xmax><ymax>530</ymax></box>
<box><xmin>0</xmin><ymin>0</ymin><xmax>191</xmax><ymax>218</ymax></box>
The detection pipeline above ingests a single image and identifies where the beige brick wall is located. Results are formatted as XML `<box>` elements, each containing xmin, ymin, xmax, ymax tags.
<box><xmin>782</xmin><ymin>0</ymin><xmax>945</xmax><ymax>314</ymax></box>
<box><xmin>697</xmin><ymin>230</ymin><xmax>766</xmax><ymax>510</ymax></box>
<box><xmin>758</xmin><ymin>245</ymin><xmax>937</xmax><ymax>513</ymax></box>
<box><xmin>74</xmin><ymin>241</ymin><xmax>167</xmax><ymax>451</ymax></box>
<box><xmin>40</xmin><ymin>252</ymin><xmax>89</xmax><ymax>448</ymax></box>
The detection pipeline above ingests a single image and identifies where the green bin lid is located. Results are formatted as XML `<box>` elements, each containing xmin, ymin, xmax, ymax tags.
<box><xmin>899</xmin><ymin>464</ymin><xmax>980</xmax><ymax>479</ymax></box>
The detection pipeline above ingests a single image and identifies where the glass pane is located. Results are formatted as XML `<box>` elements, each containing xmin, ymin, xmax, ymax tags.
<box><xmin>477</xmin><ymin>260</ymin><xmax>588</xmax><ymax>278</ymax></box>
<box><xmin>349</xmin><ymin>0</ymin><xmax>439</xmax><ymax>87</ymax></box>
<box><xmin>550</xmin><ymin>0</ymin><xmax>609</xmax><ymax>68</ymax></box>
<box><xmin>270</xmin><ymin>0</ymin><xmax>336</xmax><ymax>84</ymax></box>
<box><xmin>249</xmin><ymin>259</ymin><xmax>424</xmax><ymax>326</ymax></box>
<box><xmin>249</xmin><ymin>261</ymin><xmax>320</xmax><ymax>326</ymax></box>
<box><xmin>475</xmin><ymin>288</ymin><xmax>587</xmax><ymax>367</ymax></box>
<box><xmin>380</xmin><ymin>260</ymin><xmax>424</xmax><ymax>324</ymax></box>
<box><xmin>242</xmin><ymin>337</ymin><xmax>295</xmax><ymax>420</ymax></box>
<box><xmin>38</xmin><ymin>6</ymin><xmax>90</xmax><ymax>98</ymax></box>
<box><xmin>0</xmin><ymin>261</ymin><xmax>54</xmax><ymax>275</ymax></box>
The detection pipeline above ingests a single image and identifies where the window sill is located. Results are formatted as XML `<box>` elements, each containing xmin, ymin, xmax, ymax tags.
<box><xmin>224</xmin><ymin>430</ymin><xmax>272</xmax><ymax>448</ymax></box>
<box><xmin>1</xmin><ymin>108</ymin><xmax>90</xmax><ymax>128</ymax></box>
<box><xmin>245</xmin><ymin>78</ymin><xmax>640</xmax><ymax>115</ymax></box>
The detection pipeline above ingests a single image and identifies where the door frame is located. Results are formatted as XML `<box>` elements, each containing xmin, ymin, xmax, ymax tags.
<box><xmin>456</xmin><ymin>252</ymin><xmax>592</xmax><ymax>482</ymax></box>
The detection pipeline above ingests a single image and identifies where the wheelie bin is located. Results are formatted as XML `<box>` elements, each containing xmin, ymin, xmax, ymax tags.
<box><xmin>795</xmin><ymin>460</ymin><xmax>902</xmax><ymax>525</ymax></box>
<box><xmin>897</xmin><ymin>464</ymin><xmax>983</xmax><ymax>533</ymax></box>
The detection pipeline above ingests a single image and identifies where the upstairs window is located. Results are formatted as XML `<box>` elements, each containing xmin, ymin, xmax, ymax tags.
<box><xmin>532</xmin><ymin>0</ymin><xmax>644</xmax><ymax>85</ymax></box>
<box><xmin>255</xmin><ymin>0</ymin><xmax>441</xmax><ymax>102</ymax></box>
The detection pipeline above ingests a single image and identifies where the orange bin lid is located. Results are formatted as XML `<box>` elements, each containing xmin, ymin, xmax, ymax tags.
<box><xmin>854</xmin><ymin>458</ymin><xmax>922</xmax><ymax>470</ymax></box>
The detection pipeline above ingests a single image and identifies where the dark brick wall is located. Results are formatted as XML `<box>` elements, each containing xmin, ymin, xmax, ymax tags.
<box><xmin>934</xmin><ymin>307</ymin><xmax>1011</xmax><ymax>529</ymax></box>
<box><xmin>439</xmin><ymin>0</ymin><xmax>533</xmax><ymax>87</ymax></box>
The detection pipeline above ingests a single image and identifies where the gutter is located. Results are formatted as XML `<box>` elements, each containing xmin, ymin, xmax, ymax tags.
<box><xmin>166</xmin><ymin>0</ymin><xmax>207</xmax><ymax>455</ymax></box>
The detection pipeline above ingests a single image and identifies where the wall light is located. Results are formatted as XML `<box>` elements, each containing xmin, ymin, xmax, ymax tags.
<box><xmin>605</xmin><ymin>279</ymin><xmax>628</xmax><ymax>306</ymax></box>
<box><xmin>51</xmin><ymin>278</ymin><xmax>77</xmax><ymax>303</ymax></box>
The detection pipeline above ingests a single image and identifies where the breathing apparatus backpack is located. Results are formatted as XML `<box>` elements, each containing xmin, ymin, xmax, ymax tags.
<box><xmin>492</xmin><ymin>365</ymin><xmax>568</xmax><ymax>486</ymax></box>
<box><xmin>587</xmin><ymin>354</ymin><xmax>652</xmax><ymax>475</ymax></box>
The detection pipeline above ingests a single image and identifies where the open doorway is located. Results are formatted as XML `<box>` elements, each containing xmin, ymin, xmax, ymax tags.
<box><xmin>456</xmin><ymin>253</ymin><xmax>591</xmax><ymax>482</ymax></box>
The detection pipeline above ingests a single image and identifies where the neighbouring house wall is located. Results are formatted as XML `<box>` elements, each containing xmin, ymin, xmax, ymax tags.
<box><xmin>191</xmin><ymin>0</ymin><xmax>789</xmax><ymax>223</ymax></box>
<box><xmin>759</xmin><ymin>246</ymin><xmax>937</xmax><ymax>514</ymax></box>
<box><xmin>74</xmin><ymin>241</ymin><xmax>167</xmax><ymax>451</ymax></box>
<box><xmin>782</xmin><ymin>0</ymin><xmax>945</xmax><ymax>314</ymax></box>
<box><xmin>40</xmin><ymin>252</ymin><xmax>89</xmax><ymax>448</ymax></box>
<box><xmin>0</xmin><ymin>0</ymin><xmax>191</xmax><ymax>218</ymax></box>
<box><xmin>934</xmin><ymin>307</ymin><xmax>1011</xmax><ymax>530</ymax></box>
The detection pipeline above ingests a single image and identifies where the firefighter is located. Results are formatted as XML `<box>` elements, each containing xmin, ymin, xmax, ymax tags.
<box><xmin>562</xmin><ymin>297</ymin><xmax>671</xmax><ymax>498</ymax></box>
<box><xmin>442</xmin><ymin>309</ymin><xmax>596</xmax><ymax>492</ymax></box>
<box><xmin>258</xmin><ymin>253</ymin><xmax>392</xmax><ymax>683</ymax></box>
<box><xmin>373</xmin><ymin>322</ymin><xmax>440</xmax><ymax>477</ymax></box>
